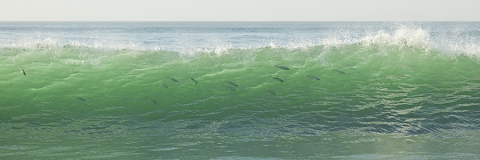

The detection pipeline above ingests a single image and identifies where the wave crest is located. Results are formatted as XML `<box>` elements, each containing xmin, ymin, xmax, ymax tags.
<box><xmin>360</xmin><ymin>26</ymin><xmax>430</xmax><ymax>48</ymax></box>
<box><xmin>1</xmin><ymin>26</ymin><xmax>480</xmax><ymax>61</ymax></box>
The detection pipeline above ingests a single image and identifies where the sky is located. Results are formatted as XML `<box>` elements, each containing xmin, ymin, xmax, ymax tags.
<box><xmin>1</xmin><ymin>0</ymin><xmax>479</xmax><ymax>21</ymax></box>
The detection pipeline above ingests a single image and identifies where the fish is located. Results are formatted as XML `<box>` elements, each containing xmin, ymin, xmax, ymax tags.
<box><xmin>222</xmin><ymin>85</ymin><xmax>236</xmax><ymax>91</ymax></box>
<box><xmin>75</xmin><ymin>96</ymin><xmax>85</xmax><ymax>101</ymax></box>
<box><xmin>333</xmin><ymin>69</ymin><xmax>345</xmax><ymax>74</ymax></box>
<box><xmin>344</xmin><ymin>64</ymin><xmax>357</xmax><ymax>70</ymax></box>
<box><xmin>274</xmin><ymin>65</ymin><xmax>290</xmax><ymax>70</ymax></box>
<box><xmin>162</xmin><ymin>83</ymin><xmax>168</xmax><ymax>88</ymax></box>
<box><xmin>264</xmin><ymin>88</ymin><xmax>277</xmax><ymax>96</ymax></box>
<box><xmin>269</xmin><ymin>76</ymin><xmax>284</xmax><ymax>82</ymax></box>
<box><xmin>150</xmin><ymin>99</ymin><xmax>157</xmax><ymax>104</ymax></box>
<box><xmin>146</xmin><ymin>97</ymin><xmax>157</xmax><ymax>104</ymax></box>
<box><xmin>224</xmin><ymin>80</ymin><xmax>239</xmax><ymax>87</ymax></box>
<box><xmin>189</xmin><ymin>77</ymin><xmax>198</xmax><ymax>84</ymax></box>
<box><xmin>21</xmin><ymin>69</ymin><xmax>26</xmax><ymax>75</ymax></box>
<box><xmin>307</xmin><ymin>75</ymin><xmax>320</xmax><ymax>80</ymax></box>
<box><xmin>167</xmin><ymin>77</ymin><xmax>178</xmax><ymax>82</ymax></box>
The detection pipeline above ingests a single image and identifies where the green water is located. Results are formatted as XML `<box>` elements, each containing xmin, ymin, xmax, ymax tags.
<box><xmin>1</xmin><ymin>44</ymin><xmax>480</xmax><ymax>159</ymax></box>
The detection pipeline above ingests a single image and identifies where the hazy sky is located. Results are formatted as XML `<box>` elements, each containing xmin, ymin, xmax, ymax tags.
<box><xmin>1</xmin><ymin>0</ymin><xmax>479</xmax><ymax>21</ymax></box>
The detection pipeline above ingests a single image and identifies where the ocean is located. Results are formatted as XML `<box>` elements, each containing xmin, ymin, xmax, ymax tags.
<box><xmin>1</xmin><ymin>22</ymin><xmax>480</xmax><ymax>159</ymax></box>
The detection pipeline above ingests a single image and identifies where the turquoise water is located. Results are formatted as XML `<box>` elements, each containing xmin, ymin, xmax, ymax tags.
<box><xmin>1</xmin><ymin>22</ymin><xmax>480</xmax><ymax>159</ymax></box>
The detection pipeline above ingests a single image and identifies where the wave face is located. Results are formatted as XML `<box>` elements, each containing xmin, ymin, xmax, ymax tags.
<box><xmin>1</xmin><ymin>22</ymin><xmax>480</xmax><ymax>159</ymax></box>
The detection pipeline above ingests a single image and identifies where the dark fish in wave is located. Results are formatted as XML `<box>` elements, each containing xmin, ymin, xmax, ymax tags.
<box><xmin>274</xmin><ymin>65</ymin><xmax>289</xmax><ymax>70</ymax></box>
<box><xmin>167</xmin><ymin>77</ymin><xmax>178</xmax><ymax>82</ymax></box>
<box><xmin>307</xmin><ymin>75</ymin><xmax>320</xmax><ymax>80</ymax></box>
<box><xmin>222</xmin><ymin>85</ymin><xmax>236</xmax><ymax>91</ymax></box>
<box><xmin>224</xmin><ymin>80</ymin><xmax>239</xmax><ymax>87</ymax></box>
<box><xmin>146</xmin><ymin>97</ymin><xmax>157</xmax><ymax>104</ymax></box>
<box><xmin>189</xmin><ymin>77</ymin><xmax>198</xmax><ymax>84</ymax></box>
<box><xmin>75</xmin><ymin>96</ymin><xmax>85</xmax><ymax>101</ymax></box>
<box><xmin>21</xmin><ymin>68</ymin><xmax>26</xmax><ymax>75</ymax></box>
<box><xmin>269</xmin><ymin>76</ymin><xmax>284</xmax><ymax>82</ymax></box>
<box><xmin>162</xmin><ymin>83</ymin><xmax>168</xmax><ymax>88</ymax></box>
<box><xmin>264</xmin><ymin>88</ymin><xmax>277</xmax><ymax>96</ymax></box>
<box><xmin>333</xmin><ymin>69</ymin><xmax>345</xmax><ymax>74</ymax></box>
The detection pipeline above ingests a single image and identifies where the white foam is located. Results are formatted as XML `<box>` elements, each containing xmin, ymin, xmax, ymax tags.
<box><xmin>321</xmin><ymin>36</ymin><xmax>349</xmax><ymax>48</ymax></box>
<box><xmin>268</xmin><ymin>42</ymin><xmax>277</xmax><ymax>48</ymax></box>
<box><xmin>2</xmin><ymin>38</ymin><xmax>60</xmax><ymax>50</ymax></box>
<box><xmin>1</xmin><ymin>37</ymin><xmax>145</xmax><ymax>52</ymax></box>
<box><xmin>297</xmin><ymin>26</ymin><xmax>434</xmax><ymax>53</ymax></box>
<box><xmin>451</xmin><ymin>43</ymin><xmax>480</xmax><ymax>61</ymax></box>
<box><xmin>180</xmin><ymin>43</ymin><xmax>233</xmax><ymax>57</ymax></box>
<box><xmin>358</xmin><ymin>26</ymin><xmax>431</xmax><ymax>49</ymax></box>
